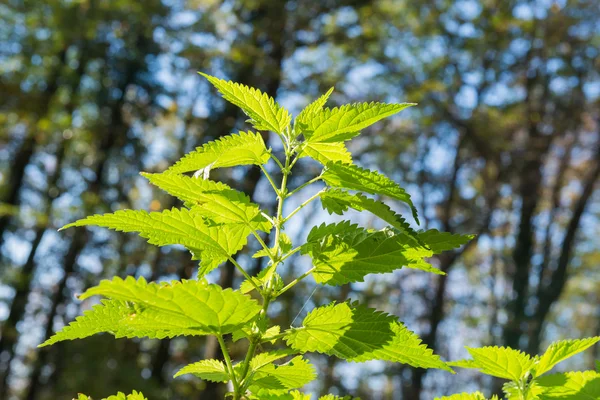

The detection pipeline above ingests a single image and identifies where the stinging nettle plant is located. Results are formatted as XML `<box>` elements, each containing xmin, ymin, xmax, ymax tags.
<box><xmin>40</xmin><ymin>73</ymin><xmax>599</xmax><ymax>400</ymax></box>
<box><xmin>437</xmin><ymin>337</ymin><xmax>600</xmax><ymax>400</ymax></box>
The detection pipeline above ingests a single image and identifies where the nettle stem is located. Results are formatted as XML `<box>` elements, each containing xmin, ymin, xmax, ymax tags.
<box><xmin>218</xmin><ymin>334</ymin><xmax>240</xmax><ymax>395</ymax></box>
<box><xmin>232</xmin><ymin>141</ymin><xmax>295</xmax><ymax>399</ymax></box>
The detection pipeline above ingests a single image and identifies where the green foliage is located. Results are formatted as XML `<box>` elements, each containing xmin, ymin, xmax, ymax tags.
<box><xmin>322</xmin><ymin>161</ymin><xmax>419</xmax><ymax>223</ymax></box>
<box><xmin>106</xmin><ymin>392</ymin><xmax>147</xmax><ymax>400</ymax></box>
<box><xmin>295</xmin><ymin>87</ymin><xmax>352</xmax><ymax>164</ymax></box>
<box><xmin>60</xmin><ymin>208</ymin><xmax>251</xmax><ymax>274</ymax></box>
<box><xmin>449</xmin><ymin>347</ymin><xmax>535</xmax><ymax>381</ymax></box>
<box><xmin>244</xmin><ymin>355</ymin><xmax>316</xmax><ymax>392</ymax></box>
<box><xmin>417</xmin><ymin>230</ymin><xmax>475</xmax><ymax>254</ymax></box>
<box><xmin>533</xmin><ymin>337</ymin><xmax>600</xmax><ymax>377</ymax></box>
<box><xmin>296</xmin><ymin>101</ymin><xmax>414</xmax><ymax>164</ymax></box>
<box><xmin>301</xmin><ymin>222</ymin><xmax>441</xmax><ymax>284</ymax></box>
<box><xmin>141</xmin><ymin>172</ymin><xmax>271</xmax><ymax>232</ymax></box>
<box><xmin>294</xmin><ymin>87</ymin><xmax>334</xmax><ymax>130</ymax></box>
<box><xmin>167</xmin><ymin>131</ymin><xmax>270</xmax><ymax>174</ymax></box>
<box><xmin>434</xmin><ymin>393</ymin><xmax>487</xmax><ymax>400</ymax></box>
<box><xmin>319</xmin><ymin>188</ymin><xmax>419</xmax><ymax>239</ymax></box>
<box><xmin>446</xmin><ymin>337</ymin><xmax>600</xmax><ymax>399</ymax></box>
<box><xmin>199</xmin><ymin>73</ymin><xmax>291</xmax><ymax>135</ymax></box>
<box><xmin>174</xmin><ymin>359</ymin><xmax>229</xmax><ymax>382</ymax></box>
<box><xmin>537</xmin><ymin>371</ymin><xmax>600</xmax><ymax>399</ymax></box>
<box><xmin>47</xmin><ymin>74</ymin><xmax>487</xmax><ymax>399</ymax></box>
<box><xmin>284</xmin><ymin>302</ymin><xmax>451</xmax><ymax>371</ymax></box>
<box><xmin>40</xmin><ymin>278</ymin><xmax>261</xmax><ymax>347</ymax></box>
<box><xmin>301</xmin><ymin>102</ymin><xmax>414</xmax><ymax>143</ymax></box>
<box><xmin>73</xmin><ymin>391</ymin><xmax>147</xmax><ymax>400</ymax></box>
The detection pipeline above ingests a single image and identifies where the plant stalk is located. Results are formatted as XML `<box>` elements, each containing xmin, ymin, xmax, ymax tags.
<box><xmin>218</xmin><ymin>334</ymin><xmax>240</xmax><ymax>396</ymax></box>
<box><xmin>234</xmin><ymin>143</ymin><xmax>293</xmax><ymax>399</ymax></box>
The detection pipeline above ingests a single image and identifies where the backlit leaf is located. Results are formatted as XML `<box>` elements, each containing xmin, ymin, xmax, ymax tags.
<box><xmin>285</xmin><ymin>302</ymin><xmax>451</xmax><ymax>371</ymax></box>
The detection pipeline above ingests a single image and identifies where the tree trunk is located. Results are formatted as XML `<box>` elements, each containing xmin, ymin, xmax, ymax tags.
<box><xmin>0</xmin><ymin>46</ymin><xmax>67</xmax><ymax>250</ymax></box>
<box><xmin>527</xmin><ymin>146</ymin><xmax>600</xmax><ymax>355</ymax></box>
<box><xmin>0</xmin><ymin>47</ymin><xmax>69</xmax><ymax>398</ymax></box>
<box><xmin>27</xmin><ymin>38</ymin><xmax>141</xmax><ymax>397</ymax></box>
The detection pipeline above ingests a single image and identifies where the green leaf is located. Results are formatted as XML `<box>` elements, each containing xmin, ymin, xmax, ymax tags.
<box><xmin>295</xmin><ymin>87</ymin><xmax>334</xmax><ymax>131</ymax></box>
<box><xmin>200</xmin><ymin>73</ymin><xmax>291</xmax><ymax>134</ymax></box>
<box><xmin>253</xmin><ymin>233</ymin><xmax>292</xmax><ymax>259</ymax></box>
<box><xmin>285</xmin><ymin>302</ymin><xmax>451</xmax><ymax>371</ymax></box>
<box><xmin>302</xmin><ymin>102</ymin><xmax>415</xmax><ymax>143</ymax></box>
<box><xmin>293</xmin><ymin>89</ymin><xmax>355</xmax><ymax>164</ymax></box>
<box><xmin>503</xmin><ymin>380</ymin><xmax>544</xmax><ymax>400</ymax></box>
<box><xmin>167</xmin><ymin>131</ymin><xmax>270</xmax><ymax>174</ymax></box>
<box><xmin>322</xmin><ymin>161</ymin><xmax>418</xmax><ymax>224</ymax></box>
<box><xmin>105</xmin><ymin>391</ymin><xmax>147</xmax><ymax>400</ymax></box>
<box><xmin>537</xmin><ymin>371</ymin><xmax>600</xmax><ymax>399</ymax></box>
<box><xmin>81</xmin><ymin>277</ymin><xmax>261</xmax><ymax>333</ymax></box>
<box><xmin>248</xmin><ymin>390</ymin><xmax>311</xmax><ymax>400</ymax></box>
<box><xmin>449</xmin><ymin>346</ymin><xmax>535</xmax><ymax>381</ymax></box>
<box><xmin>106</xmin><ymin>390</ymin><xmax>148</xmax><ymax>400</ymax></box>
<box><xmin>434</xmin><ymin>393</ymin><xmax>487</xmax><ymax>400</ymax></box>
<box><xmin>240</xmin><ymin>267</ymin><xmax>283</xmax><ymax>294</ymax></box>
<box><xmin>301</xmin><ymin>141</ymin><xmax>353</xmax><ymax>165</ymax></box>
<box><xmin>39</xmin><ymin>299</ymin><xmax>210</xmax><ymax>346</ymax></box>
<box><xmin>142</xmin><ymin>173</ymin><xmax>271</xmax><ymax>232</ymax></box>
<box><xmin>319</xmin><ymin>190</ymin><xmax>473</xmax><ymax>256</ymax></box>
<box><xmin>61</xmin><ymin>208</ymin><xmax>250</xmax><ymax>275</ymax></box>
<box><xmin>232</xmin><ymin>325</ymin><xmax>280</xmax><ymax>344</ymax></box>
<box><xmin>319</xmin><ymin>395</ymin><xmax>361</xmax><ymax>400</ymax></box>
<box><xmin>418</xmin><ymin>230</ymin><xmax>475</xmax><ymax>254</ymax></box>
<box><xmin>302</xmin><ymin>221</ymin><xmax>441</xmax><ymax>285</ymax></box>
<box><xmin>105</xmin><ymin>394</ymin><xmax>127</xmax><ymax>400</ymax></box>
<box><xmin>292</xmin><ymin>89</ymin><xmax>353</xmax><ymax>163</ymax></box>
<box><xmin>247</xmin><ymin>355</ymin><xmax>316</xmax><ymax>392</ymax></box>
<box><xmin>533</xmin><ymin>336</ymin><xmax>600</xmax><ymax>377</ymax></box>
<box><xmin>248</xmin><ymin>349</ymin><xmax>296</xmax><ymax>369</ymax></box>
<box><xmin>174</xmin><ymin>359</ymin><xmax>229</xmax><ymax>382</ymax></box>
<box><xmin>74</xmin><ymin>391</ymin><xmax>147</xmax><ymax>400</ymax></box>
<box><xmin>320</xmin><ymin>189</ymin><xmax>420</xmax><ymax>240</ymax></box>
<box><xmin>39</xmin><ymin>277</ymin><xmax>262</xmax><ymax>346</ymax></box>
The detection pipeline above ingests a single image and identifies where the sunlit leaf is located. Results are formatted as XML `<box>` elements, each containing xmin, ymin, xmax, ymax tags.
<box><xmin>167</xmin><ymin>131</ymin><xmax>270</xmax><ymax>173</ymax></box>
<box><xmin>285</xmin><ymin>302</ymin><xmax>451</xmax><ymax>371</ymax></box>
<box><xmin>40</xmin><ymin>277</ymin><xmax>261</xmax><ymax>347</ymax></box>
<box><xmin>174</xmin><ymin>359</ymin><xmax>230</xmax><ymax>382</ymax></box>
<box><xmin>537</xmin><ymin>371</ymin><xmax>600</xmax><ymax>399</ymax></box>
<box><xmin>449</xmin><ymin>347</ymin><xmax>534</xmax><ymax>381</ymax></box>
<box><xmin>201</xmin><ymin>73</ymin><xmax>291</xmax><ymax>134</ymax></box>
<box><xmin>142</xmin><ymin>172</ymin><xmax>271</xmax><ymax>232</ymax></box>
<box><xmin>301</xmin><ymin>221</ymin><xmax>441</xmax><ymax>285</ymax></box>
<box><xmin>533</xmin><ymin>336</ymin><xmax>600</xmax><ymax>377</ymax></box>
<box><xmin>322</xmin><ymin>161</ymin><xmax>418</xmax><ymax>223</ymax></box>
<box><xmin>61</xmin><ymin>208</ymin><xmax>250</xmax><ymax>274</ymax></box>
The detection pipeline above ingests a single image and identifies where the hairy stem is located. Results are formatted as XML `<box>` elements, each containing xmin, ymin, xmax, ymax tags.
<box><xmin>228</xmin><ymin>256</ymin><xmax>261</xmax><ymax>293</ymax></box>
<box><xmin>277</xmin><ymin>266</ymin><xmax>316</xmax><ymax>296</ymax></box>
<box><xmin>251</xmin><ymin>230</ymin><xmax>276</xmax><ymax>261</ymax></box>
<box><xmin>287</xmin><ymin>174</ymin><xmax>322</xmax><ymax>197</ymax></box>
<box><xmin>260</xmin><ymin>164</ymin><xmax>280</xmax><ymax>194</ymax></box>
<box><xmin>273</xmin><ymin>149</ymin><xmax>291</xmax><ymax>254</ymax></box>
<box><xmin>279</xmin><ymin>246</ymin><xmax>301</xmax><ymax>263</ymax></box>
<box><xmin>269</xmin><ymin>151</ymin><xmax>285</xmax><ymax>170</ymax></box>
<box><xmin>284</xmin><ymin>189</ymin><xmax>324</xmax><ymax>222</ymax></box>
<box><xmin>233</xmin><ymin>146</ymin><xmax>293</xmax><ymax>398</ymax></box>
<box><xmin>238</xmin><ymin>297</ymin><xmax>272</xmax><ymax>393</ymax></box>
<box><xmin>218</xmin><ymin>334</ymin><xmax>239</xmax><ymax>396</ymax></box>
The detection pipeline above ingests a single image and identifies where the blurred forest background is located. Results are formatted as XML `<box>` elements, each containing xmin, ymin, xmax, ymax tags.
<box><xmin>1</xmin><ymin>0</ymin><xmax>599</xmax><ymax>399</ymax></box>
